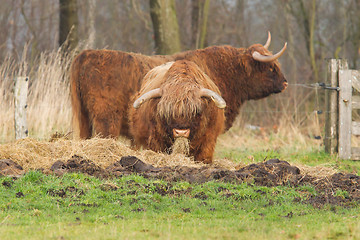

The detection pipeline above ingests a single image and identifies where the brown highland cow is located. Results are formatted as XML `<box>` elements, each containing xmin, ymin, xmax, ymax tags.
<box><xmin>129</xmin><ymin>60</ymin><xmax>226</xmax><ymax>163</ymax></box>
<box><xmin>70</xmin><ymin>51</ymin><xmax>172</xmax><ymax>139</ymax></box>
<box><xmin>71</xmin><ymin>33</ymin><xmax>287</xmax><ymax>161</ymax></box>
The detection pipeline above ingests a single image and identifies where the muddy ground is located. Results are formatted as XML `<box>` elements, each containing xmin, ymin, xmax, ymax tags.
<box><xmin>1</xmin><ymin>154</ymin><xmax>359</xmax><ymax>207</ymax></box>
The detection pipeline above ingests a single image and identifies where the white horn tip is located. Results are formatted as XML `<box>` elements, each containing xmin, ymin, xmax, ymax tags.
<box><xmin>218</xmin><ymin>103</ymin><xmax>226</xmax><ymax>109</ymax></box>
<box><xmin>264</xmin><ymin>31</ymin><xmax>271</xmax><ymax>49</ymax></box>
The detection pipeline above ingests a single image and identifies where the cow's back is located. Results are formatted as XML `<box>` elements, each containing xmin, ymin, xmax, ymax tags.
<box><xmin>70</xmin><ymin>49</ymin><xmax>172</xmax><ymax>138</ymax></box>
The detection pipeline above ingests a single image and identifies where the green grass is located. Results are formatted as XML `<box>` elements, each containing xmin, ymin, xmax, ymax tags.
<box><xmin>0</xmin><ymin>171</ymin><xmax>359</xmax><ymax>239</ymax></box>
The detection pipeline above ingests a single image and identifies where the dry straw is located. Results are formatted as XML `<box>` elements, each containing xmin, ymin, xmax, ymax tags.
<box><xmin>0</xmin><ymin>133</ymin><xmax>248</xmax><ymax>172</ymax></box>
<box><xmin>0</xmin><ymin>137</ymin><xmax>225</xmax><ymax>171</ymax></box>
<box><xmin>297</xmin><ymin>164</ymin><xmax>338</xmax><ymax>179</ymax></box>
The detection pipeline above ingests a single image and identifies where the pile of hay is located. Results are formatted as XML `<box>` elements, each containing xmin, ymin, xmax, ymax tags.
<box><xmin>297</xmin><ymin>164</ymin><xmax>338</xmax><ymax>179</ymax></box>
<box><xmin>0</xmin><ymin>137</ymin><xmax>237</xmax><ymax>171</ymax></box>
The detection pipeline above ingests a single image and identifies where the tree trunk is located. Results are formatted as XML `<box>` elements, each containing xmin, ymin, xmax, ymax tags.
<box><xmin>234</xmin><ymin>0</ymin><xmax>248</xmax><ymax>47</ymax></box>
<box><xmin>351</xmin><ymin>0</ymin><xmax>360</xmax><ymax>68</ymax></box>
<box><xmin>308</xmin><ymin>0</ymin><xmax>318</xmax><ymax>82</ymax></box>
<box><xmin>150</xmin><ymin>0</ymin><xmax>181</xmax><ymax>54</ymax></box>
<box><xmin>191</xmin><ymin>0</ymin><xmax>209</xmax><ymax>49</ymax></box>
<box><xmin>85</xmin><ymin>0</ymin><xmax>96</xmax><ymax>49</ymax></box>
<box><xmin>286</xmin><ymin>0</ymin><xmax>318</xmax><ymax>82</ymax></box>
<box><xmin>59</xmin><ymin>0</ymin><xmax>79</xmax><ymax>51</ymax></box>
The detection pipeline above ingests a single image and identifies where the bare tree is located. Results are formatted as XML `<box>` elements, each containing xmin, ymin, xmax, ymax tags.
<box><xmin>286</xmin><ymin>0</ymin><xmax>318</xmax><ymax>82</ymax></box>
<box><xmin>191</xmin><ymin>0</ymin><xmax>210</xmax><ymax>49</ymax></box>
<box><xmin>59</xmin><ymin>0</ymin><xmax>79</xmax><ymax>51</ymax></box>
<box><xmin>348</xmin><ymin>0</ymin><xmax>360</xmax><ymax>68</ymax></box>
<box><xmin>150</xmin><ymin>0</ymin><xmax>181</xmax><ymax>54</ymax></box>
<box><xmin>0</xmin><ymin>2</ymin><xmax>13</xmax><ymax>59</ymax></box>
<box><xmin>85</xmin><ymin>0</ymin><xmax>96</xmax><ymax>49</ymax></box>
<box><xmin>233</xmin><ymin>0</ymin><xmax>248</xmax><ymax>47</ymax></box>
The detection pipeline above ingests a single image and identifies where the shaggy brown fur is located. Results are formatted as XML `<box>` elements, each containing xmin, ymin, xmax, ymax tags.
<box><xmin>129</xmin><ymin>60</ymin><xmax>225</xmax><ymax>163</ymax></box>
<box><xmin>173</xmin><ymin>44</ymin><xmax>287</xmax><ymax>130</ymax></box>
<box><xmin>71</xmin><ymin>40</ymin><xmax>287</xmax><ymax>141</ymax></box>
<box><xmin>70</xmin><ymin>49</ymin><xmax>171</xmax><ymax>139</ymax></box>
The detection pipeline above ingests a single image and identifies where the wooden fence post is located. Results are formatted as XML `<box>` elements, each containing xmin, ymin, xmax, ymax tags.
<box><xmin>350</xmin><ymin>70</ymin><xmax>360</xmax><ymax>159</ymax></box>
<box><xmin>338</xmin><ymin>70</ymin><xmax>352</xmax><ymax>159</ymax></box>
<box><xmin>14</xmin><ymin>76</ymin><xmax>29</xmax><ymax>139</ymax></box>
<box><xmin>324</xmin><ymin>59</ymin><xmax>348</xmax><ymax>154</ymax></box>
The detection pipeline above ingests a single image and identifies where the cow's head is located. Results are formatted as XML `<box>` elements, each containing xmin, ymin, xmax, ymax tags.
<box><xmin>243</xmin><ymin>32</ymin><xmax>288</xmax><ymax>100</ymax></box>
<box><xmin>133</xmin><ymin>61</ymin><xmax>226</xmax><ymax>140</ymax></box>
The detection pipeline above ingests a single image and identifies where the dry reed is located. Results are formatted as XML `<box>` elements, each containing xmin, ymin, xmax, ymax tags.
<box><xmin>0</xmin><ymin>48</ymin><xmax>74</xmax><ymax>143</ymax></box>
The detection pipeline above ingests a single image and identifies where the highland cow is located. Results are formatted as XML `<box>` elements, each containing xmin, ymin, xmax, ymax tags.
<box><xmin>70</xmin><ymin>50</ymin><xmax>171</xmax><ymax>139</ymax></box>
<box><xmin>129</xmin><ymin>60</ymin><xmax>226</xmax><ymax>163</ymax></box>
<box><xmin>71</xmin><ymin>33</ymin><xmax>287</xmax><ymax>144</ymax></box>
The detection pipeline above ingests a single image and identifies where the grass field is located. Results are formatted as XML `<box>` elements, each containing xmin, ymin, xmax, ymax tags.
<box><xmin>0</xmin><ymin>170</ymin><xmax>359</xmax><ymax>240</ymax></box>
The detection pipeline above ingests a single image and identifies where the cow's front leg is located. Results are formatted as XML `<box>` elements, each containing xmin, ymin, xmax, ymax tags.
<box><xmin>191</xmin><ymin>134</ymin><xmax>218</xmax><ymax>164</ymax></box>
<box><xmin>147</xmin><ymin>132</ymin><xmax>171</xmax><ymax>153</ymax></box>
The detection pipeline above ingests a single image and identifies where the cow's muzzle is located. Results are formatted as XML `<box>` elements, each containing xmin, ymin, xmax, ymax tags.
<box><xmin>275</xmin><ymin>79</ymin><xmax>288</xmax><ymax>93</ymax></box>
<box><xmin>173</xmin><ymin>128</ymin><xmax>190</xmax><ymax>138</ymax></box>
<box><xmin>282</xmin><ymin>80</ymin><xmax>288</xmax><ymax>91</ymax></box>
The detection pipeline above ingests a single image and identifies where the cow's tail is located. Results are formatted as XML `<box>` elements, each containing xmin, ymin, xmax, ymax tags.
<box><xmin>70</xmin><ymin>54</ymin><xmax>91</xmax><ymax>139</ymax></box>
<box><xmin>70</xmin><ymin>59</ymin><xmax>81</xmax><ymax>139</ymax></box>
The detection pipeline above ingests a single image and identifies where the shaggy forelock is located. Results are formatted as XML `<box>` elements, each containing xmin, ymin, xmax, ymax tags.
<box><xmin>139</xmin><ymin>61</ymin><xmax>174</xmax><ymax>93</ymax></box>
<box><xmin>139</xmin><ymin>60</ymin><xmax>222</xmax><ymax>121</ymax></box>
<box><xmin>157</xmin><ymin>83</ymin><xmax>204</xmax><ymax>120</ymax></box>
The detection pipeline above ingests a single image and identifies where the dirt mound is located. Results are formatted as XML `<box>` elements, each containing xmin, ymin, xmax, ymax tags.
<box><xmin>45</xmin><ymin>155</ymin><xmax>360</xmax><ymax>206</ymax></box>
<box><xmin>1</xmin><ymin>138</ymin><xmax>360</xmax><ymax>207</ymax></box>
<box><xmin>0</xmin><ymin>159</ymin><xmax>25</xmax><ymax>177</ymax></box>
<box><xmin>1</xmin><ymin>154</ymin><xmax>360</xmax><ymax>206</ymax></box>
<box><xmin>47</xmin><ymin>155</ymin><xmax>302</xmax><ymax>185</ymax></box>
<box><xmin>50</xmin><ymin>155</ymin><xmax>110</xmax><ymax>178</ymax></box>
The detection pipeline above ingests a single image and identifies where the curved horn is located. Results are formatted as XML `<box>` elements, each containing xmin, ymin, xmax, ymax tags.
<box><xmin>133</xmin><ymin>88</ymin><xmax>161</xmax><ymax>109</ymax></box>
<box><xmin>252</xmin><ymin>42</ymin><xmax>287</xmax><ymax>63</ymax></box>
<box><xmin>263</xmin><ymin>31</ymin><xmax>271</xmax><ymax>49</ymax></box>
<box><xmin>199</xmin><ymin>88</ymin><xmax>226</xmax><ymax>109</ymax></box>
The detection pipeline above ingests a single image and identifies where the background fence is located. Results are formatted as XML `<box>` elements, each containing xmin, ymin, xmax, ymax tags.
<box><xmin>325</xmin><ymin>59</ymin><xmax>360</xmax><ymax>160</ymax></box>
